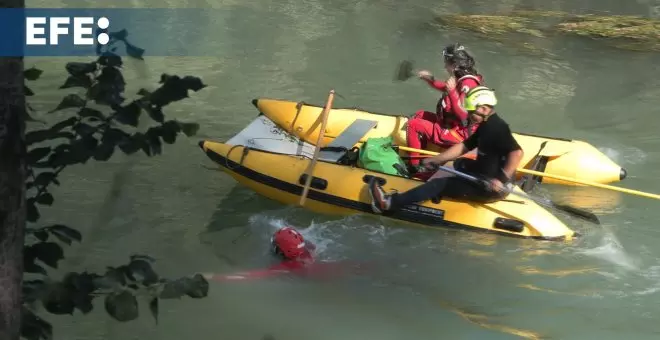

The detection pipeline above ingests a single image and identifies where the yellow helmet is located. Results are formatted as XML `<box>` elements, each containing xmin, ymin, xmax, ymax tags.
<box><xmin>463</xmin><ymin>86</ymin><xmax>497</xmax><ymax>111</ymax></box>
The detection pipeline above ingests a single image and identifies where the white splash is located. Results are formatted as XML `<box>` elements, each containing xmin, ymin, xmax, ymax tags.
<box><xmin>576</xmin><ymin>232</ymin><xmax>640</xmax><ymax>271</ymax></box>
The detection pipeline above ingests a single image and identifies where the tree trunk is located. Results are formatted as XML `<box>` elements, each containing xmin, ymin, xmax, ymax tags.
<box><xmin>0</xmin><ymin>2</ymin><xmax>27</xmax><ymax>339</ymax></box>
<box><xmin>0</xmin><ymin>55</ymin><xmax>27</xmax><ymax>339</ymax></box>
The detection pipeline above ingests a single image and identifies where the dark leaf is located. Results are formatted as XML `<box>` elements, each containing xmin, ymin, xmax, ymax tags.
<box><xmin>160</xmin><ymin>121</ymin><xmax>179</xmax><ymax>144</ymax></box>
<box><xmin>98</xmin><ymin>65</ymin><xmax>126</xmax><ymax>87</ymax></box>
<box><xmin>61</xmin><ymin>272</ymin><xmax>97</xmax><ymax>314</ymax></box>
<box><xmin>33</xmin><ymin>230</ymin><xmax>49</xmax><ymax>242</ymax></box>
<box><xmin>127</xmin><ymin>259</ymin><xmax>159</xmax><ymax>285</ymax></box>
<box><xmin>105</xmin><ymin>290</ymin><xmax>139</xmax><ymax>322</ymax></box>
<box><xmin>23</xmin><ymin>280</ymin><xmax>46</xmax><ymax>304</ymax></box>
<box><xmin>117</xmin><ymin>133</ymin><xmax>144</xmax><ymax>155</ymax></box>
<box><xmin>50</xmin><ymin>116</ymin><xmax>79</xmax><ymax>132</ymax></box>
<box><xmin>146</xmin><ymin>128</ymin><xmax>162</xmax><ymax>155</ymax></box>
<box><xmin>73</xmin><ymin>294</ymin><xmax>94</xmax><ymax>314</ymax></box>
<box><xmin>81</xmin><ymin>135</ymin><xmax>99</xmax><ymax>151</ymax></box>
<box><xmin>97</xmin><ymin>53</ymin><xmax>123</xmax><ymax>67</ymax></box>
<box><xmin>49</xmin><ymin>94</ymin><xmax>86</xmax><ymax>113</ymax></box>
<box><xmin>24</xmin><ymin>262</ymin><xmax>47</xmax><ymax>276</ymax></box>
<box><xmin>25</xmin><ymin>85</ymin><xmax>34</xmax><ymax>96</ymax></box>
<box><xmin>42</xmin><ymin>282</ymin><xmax>75</xmax><ymax>315</ymax></box>
<box><xmin>127</xmin><ymin>283</ymin><xmax>139</xmax><ymax>290</ymax></box>
<box><xmin>21</xmin><ymin>306</ymin><xmax>53</xmax><ymax>340</ymax></box>
<box><xmin>48</xmin><ymin>224</ymin><xmax>82</xmax><ymax>243</ymax></box>
<box><xmin>125</xmin><ymin>41</ymin><xmax>145</xmax><ymax>60</ymax></box>
<box><xmin>146</xmin><ymin>106</ymin><xmax>164</xmax><ymax>123</ymax></box>
<box><xmin>63</xmin><ymin>272</ymin><xmax>98</xmax><ymax>294</ymax></box>
<box><xmin>26</xmin><ymin>130</ymin><xmax>75</xmax><ymax>145</ymax></box>
<box><xmin>185</xmin><ymin>274</ymin><xmax>209</xmax><ymax>299</ymax></box>
<box><xmin>79</xmin><ymin>107</ymin><xmax>106</xmax><ymax>121</ymax></box>
<box><xmin>149</xmin><ymin>298</ymin><xmax>158</xmax><ymax>324</ymax></box>
<box><xmin>114</xmin><ymin>102</ymin><xmax>141</xmax><ymax>127</ymax></box>
<box><xmin>50</xmin><ymin>138</ymin><xmax>94</xmax><ymax>166</ymax></box>
<box><xmin>137</xmin><ymin>88</ymin><xmax>151</xmax><ymax>96</ymax></box>
<box><xmin>99</xmin><ymin>266</ymin><xmax>128</xmax><ymax>288</ymax></box>
<box><xmin>24</xmin><ymin>67</ymin><xmax>43</xmax><ymax>81</ymax></box>
<box><xmin>35</xmin><ymin>193</ymin><xmax>54</xmax><ymax>206</ymax></box>
<box><xmin>103</xmin><ymin>127</ymin><xmax>131</xmax><ymax>144</ymax></box>
<box><xmin>74</xmin><ymin>123</ymin><xmax>97</xmax><ymax>136</ymax></box>
<box><xmin>93</xmin><ymin>141</ymin><xmax>115</xmax><ymax>161</ymax></box>
<box><xmin>177</xmin><ymin>121</ymin><xmax>200</xmax><ymax>136</ymax></box>
<box><xmin>150</xmin><ymin>75</ymin><xmax>190</xmax><ymax>107</ymax></box>
<box><xmin>60</xmin><ymin>74</ymin><xmax>93</xmax><ymax>89</ymax></box>
<box><xmin>158</xmin><ymin>279</ymin><xmax>186</xmax><ymax>299</ymax></box>
<box><xmin>109</xmin><ymin>29</ymin><xmax>128</xmax><ymax>41</ymax></box>
<box><xmin>33</xmin><ymin>172</ymin><xmax>57</xmax><ymax>187</ymax></box>
<box><xmin>88</xmin><ymin>76</ymin><xmax>126</xmax><ymax>107</ymax></box>
<box><xmin>27</xmin><ymin>147</ymin><xmax>51</xmax><ymax>164</ymax></box>
<box><xmin>65</xmin><ymin>62</ymin><xmax>97</xmax><ymax>77</ymax></box>
<box><xmin>30</xmin><ymin>242</ymin><xmax>64</xmax><ymax>269</ymax></box>
<box><xmin>182</xmin><ymin>76</ymin><xmax>207</xmax><ymax>92</ymax></box>
<box><xmin>27</xmin><ymin>198</ymin><xmax>40</xmax><ymax>223</ymax></box>
<box><xmin>47</xmin><ymin>140</ymin><xmax>92</xmax><ymax>167</ymax></box>
<box><xmin>49</xmin><ymin>231</ymin><xmax>72</xmax><ymax>245</ymax></box>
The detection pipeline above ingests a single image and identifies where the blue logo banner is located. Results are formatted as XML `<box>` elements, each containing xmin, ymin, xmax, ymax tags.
<box><xmin>0</xmin><ymin>8</ymin><xmax>220</xmax><ymax>57</ymax></box>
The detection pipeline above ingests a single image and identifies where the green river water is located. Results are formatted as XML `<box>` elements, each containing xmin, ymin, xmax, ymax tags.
<box><xmin>23</xmin><ymin>0</ymin><xmax>660</xmax><ymax>338</ymax></box>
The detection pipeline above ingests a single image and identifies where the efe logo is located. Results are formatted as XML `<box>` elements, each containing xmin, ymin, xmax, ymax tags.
<box><xmin>26</xmin><ymin>16</ymin><xmax>110</xmax><ymax>45</ymax></box>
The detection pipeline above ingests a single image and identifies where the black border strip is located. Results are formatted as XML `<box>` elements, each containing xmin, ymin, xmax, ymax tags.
<box><xmin>200</xmin><ymin>142</ymin><xmax>569</xmax><ymax>241</ymax></box>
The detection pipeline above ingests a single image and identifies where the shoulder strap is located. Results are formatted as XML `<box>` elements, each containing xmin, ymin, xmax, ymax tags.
<box><xmin>457</xmin><ymin>75</ymin><xmax>481</xmax><ymax>93</ymax></box>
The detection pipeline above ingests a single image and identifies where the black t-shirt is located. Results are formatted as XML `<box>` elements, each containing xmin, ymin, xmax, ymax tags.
<box><xmin>462</xmin><ymin>113</ymin><xmax>522</xmax><ymax>181</ymax></box>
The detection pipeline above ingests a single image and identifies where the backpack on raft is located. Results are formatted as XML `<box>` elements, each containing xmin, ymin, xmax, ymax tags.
<box><xmin>358</xmin><ymin>136</ymin><xmax>408</xmax><ymax>177</ymax></box>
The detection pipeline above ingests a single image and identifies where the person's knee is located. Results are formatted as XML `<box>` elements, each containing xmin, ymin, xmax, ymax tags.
<box><xmin>407</xmin><ymin>118</ymin><xmax>425</xmax><ymax>132</ymax></box>
<box><xmin>453</xmin><ymin>158</ymin><xmax>477</xmax><ymax>173</ymax></box>
<box><xmin>412</xmin><ymin>110</ymin><xmax>426</xmax><ymax>119</ymax></box>
<box><xmin>426</xmin><ymin>178</ymin><xmax>449</xmax><ymax>192</ymax></box>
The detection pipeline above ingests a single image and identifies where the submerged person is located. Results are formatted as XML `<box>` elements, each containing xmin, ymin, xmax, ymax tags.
<box><xmin>268</xmin><ymin>226</ymin><xmax>316</xmax><ymax>271</ymax></box>
<box><xmin>406</xmin><ymin>43</ymin><xmax>484</xmax><ymax>168</ymax></box>
<box><xmin>369</xmin><ymin>86</ymin><xmax>524</xmax><ymax>212</ymax></box>
<box><xmin>204</xmin><ymin>226</ymin><xmax>363</xmax><ymax>281</ymax></box>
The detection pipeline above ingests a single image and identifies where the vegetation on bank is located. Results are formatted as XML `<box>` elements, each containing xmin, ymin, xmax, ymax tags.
<box><xmin>433</xmin><ymin>10</ymin><xmax>660</xmax><ymax>54</ymax></box>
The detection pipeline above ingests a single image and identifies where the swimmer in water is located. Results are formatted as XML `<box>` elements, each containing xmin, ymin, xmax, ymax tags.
<box><xmin>204</xmin><ymin>226</ymin><xmax>362</xmax><ymax>281</ymax></box>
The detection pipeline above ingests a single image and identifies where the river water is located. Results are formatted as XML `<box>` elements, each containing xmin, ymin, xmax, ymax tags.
<box><xmin>24</xmin><ymin>0</ymin><xmax>660</xmax><ymax>339</ymax></box>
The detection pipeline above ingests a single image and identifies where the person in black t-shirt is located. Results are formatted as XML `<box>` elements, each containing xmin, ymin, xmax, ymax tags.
<box><xmin>368</xmin><ymin>86</ymin><xmax>524</xmax><ymax>213</ymax></box>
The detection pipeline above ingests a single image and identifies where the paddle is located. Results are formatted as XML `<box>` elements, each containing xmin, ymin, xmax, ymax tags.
<box><xmin>394</xmin><ymin>60</ymin><xmax>415</xmax><ymax>81</ymax></box>
<box><xmin>519</xmin><ymin>141</ymin><xmax>548</xmax><ymax>192</ymax></box>
<box><xmin>431</xmin><ymin>164</ymin><xmax>601</xmax><ymax>224</ymax></box>
<box><xmin>516</xmin><ymin>168</ymin><xmax>660</xmax><ymax>200</ymax></box>
<box><xmin>300</xmin><ymin>89</ymin><xmax>335</xmax><ymax>206</ymax></box>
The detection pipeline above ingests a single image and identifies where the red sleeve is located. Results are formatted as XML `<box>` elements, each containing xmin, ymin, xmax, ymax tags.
<box><xmin>448</xmin><ymin>79</ymin><xmax>479</xmax><ymax>122</ymax></box>
<box><xmin>423</xmin><ymin>78</ymin><xmax>447</xmax><ymax>91</ymax></box>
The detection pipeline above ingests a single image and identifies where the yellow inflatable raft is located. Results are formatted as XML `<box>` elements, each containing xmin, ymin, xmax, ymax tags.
<box><xmin>251</xmin><ymin>98</ymin><xmax>627</xmax><ymax>186</ymax></box>
<box><xmin>199</xmin><ymin>140</ymin><xmax>577</xmax><ymax>241</ymax></box>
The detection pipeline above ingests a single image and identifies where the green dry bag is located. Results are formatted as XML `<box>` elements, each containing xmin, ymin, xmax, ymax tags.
<box><xmin>358</xmin><ymin>136</ymin><xmax>407</xmax><ymax>176</ymax></box>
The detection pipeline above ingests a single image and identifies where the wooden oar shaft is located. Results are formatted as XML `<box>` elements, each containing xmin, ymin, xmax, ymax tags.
<box><xmin>516</xmin><ymin>168</ymin><xmax>660</xmax><ymax>200</ymax></box>
<box><xmin>396</xmin><ymin>145</ymin><xmax>660</xmax><ymax>200</ymax></box>
<box><xmin>299</xmin><ymin>90</ymin><xmax>335</xmax><ymax>206</ymax></box>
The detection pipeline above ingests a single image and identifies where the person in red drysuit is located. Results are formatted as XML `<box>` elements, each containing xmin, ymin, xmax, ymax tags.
<box><xmin>406</xmin><ymin>43</ymin><xmax>484</xmax><ymax>168</ymax></box>
<box><xmin>204</xmin><ymin>226</ymin><xmax>362</xmax><ymax>282</ymax></box>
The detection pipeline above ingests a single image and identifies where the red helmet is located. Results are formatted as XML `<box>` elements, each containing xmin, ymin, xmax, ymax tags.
<box><xmin>271</xmin><ymin>227</ymin><xmax>306</xmax><ymax>260</ymax></box>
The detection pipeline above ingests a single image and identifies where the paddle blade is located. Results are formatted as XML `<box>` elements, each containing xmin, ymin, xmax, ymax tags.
<box><xmin>552</xmin><ymin>203</ymin><xmax>601</xmax><ymax>225</ymax></box>
<box><xmin>395</xmin><ymin>60</ymin><xmax>414</xmax><ymax>81</ymax></box>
